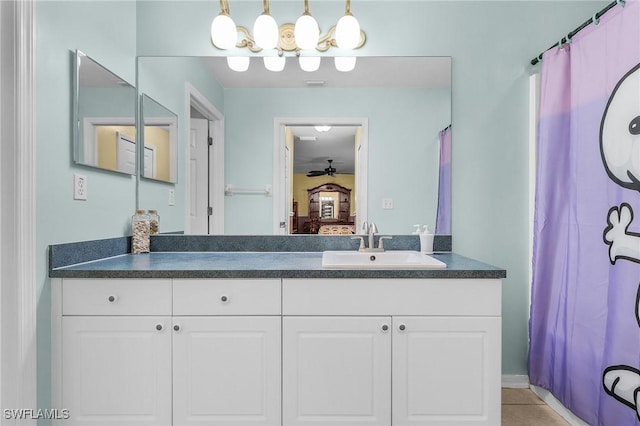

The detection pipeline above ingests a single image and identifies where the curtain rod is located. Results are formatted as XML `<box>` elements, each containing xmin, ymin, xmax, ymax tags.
<box><xmin>530</xmin><ymin>0</ymin><xmax>623</xmax><ymax>66</ymax></box>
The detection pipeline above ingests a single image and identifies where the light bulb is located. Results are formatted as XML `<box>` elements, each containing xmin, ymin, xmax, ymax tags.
<box><xmin>334</xmin><ymin>56</ymin><xmax>356</xmax><ymax>72</ymax></box>
<box><xmin>211</xmin><ymin>14</ymin><xmax>237</xmax><ymax>49</ymax></box>
<box><xmin>264</xmin><ymin>56</ymin><xmax>286</xmax><ymax>72</ymax></box>
<box><xmin>253</xmin><ymin>14</ymin><xmax>279</xmax><ymax>50</ymax></box>
<box><xmin>299</xmin><ymin>56</ymin><xmax>321</xmax><ymax>72</ymax></box>
<box><xmin>294</xmin><ymin>14</ymin><xmax>320</xmax><ymax>50</ymax></box>
<box><xmin>227</xmin><ymin>56</ymin><xmax>250</xmax><ymax>72</ymax></box>
<box><xmin>335</xmin><ymin>14</ymin><xmax>360</xmax><ymax>49</ymax></box>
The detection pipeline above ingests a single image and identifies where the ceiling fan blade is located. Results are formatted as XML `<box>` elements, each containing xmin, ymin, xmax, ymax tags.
<box><xmin>307</xmin><ymin>170</ymin><xmax>327</xmax><ymax>177</ymax></box>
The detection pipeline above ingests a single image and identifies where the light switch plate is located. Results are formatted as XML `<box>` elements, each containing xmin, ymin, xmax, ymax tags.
<box><xmin>382</xmin><ymin>198</ymin><xmax>393</xmax><ymax>209</ymax></box>
<box><xmin>168</xmin><ymin>189</ymin><xmax>175</xmax><ymax>206</ymax></box>
<box><xmin>73</xmin><ymin>174</ymin><xmax>88</xmax><ymax>200</ymax></box>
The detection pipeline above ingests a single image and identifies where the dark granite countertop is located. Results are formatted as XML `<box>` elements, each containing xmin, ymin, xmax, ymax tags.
<box><xmin>49</xmin><ymin>251</ymin><xmax>506</xmax><ymax>279</ymax></box>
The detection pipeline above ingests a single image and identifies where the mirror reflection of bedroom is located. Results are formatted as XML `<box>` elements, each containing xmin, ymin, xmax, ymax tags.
<box><xmin>288</xmin><ymin>125</ymin><xmax>359</xmax><ymax>235</ymax></box>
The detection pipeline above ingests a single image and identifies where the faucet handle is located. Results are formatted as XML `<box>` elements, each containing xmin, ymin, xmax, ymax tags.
<box><xmin>351</xmin><ymin>236</ymin><xmax>365</xmax><ymax>251</ymax></box>
<box><xmin>361</xmin><ymin>221</ymin><xmax>369</xmax><ymax>234</ymax></box>
<box><xmin>378</xmin><ymin>236</ymin><xmax>392</xmax><ymax>250</ymax></box>
<box><xmin>370</xmin><ymin>222</ymin><xmax>378</xmax><ymax>234</ymax></box>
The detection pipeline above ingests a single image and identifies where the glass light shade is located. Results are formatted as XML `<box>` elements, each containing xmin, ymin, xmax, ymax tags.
<box><xmin>334</xmin><ymin>56</ymin><xmax>356</xmax><ymax>72</ymax></box>
<box><xmin>299</xmin><ymin>56</ymin><xmax>321</xmax><ymax>72</ymax></box>
<box><xmin>211</xmin><ymin>14</ymin><xmax>237</xmax><ymax>49</ymax></box>
<box><xmin>227</xmin><ymin>56</ymin><xmax>250</xmax><ymax>72</ymax></box>
<box><xmin>253</xmin><ymin>14</ymin><xmax>279</xmax><ymax>50</ymax></box>
<box><xmin>335</xmin><ymin>14</ymin><xmax>360</xmax><ymax>49</ymax></box>
<box><xmin>294</xmin><ymin>14</ymin><xmax>320</xmax><ymax>50</ymax></box>
<box><xmin>264</xmin><ymin>56</ymin><xmax>286</xmax><ymax>72</ymax></box>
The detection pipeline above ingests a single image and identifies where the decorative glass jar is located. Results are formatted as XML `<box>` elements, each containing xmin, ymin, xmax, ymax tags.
<box><xmin>147</xmin><ymin>210</ymin><xmax>160</xmax><ymax>235</ymax></box>
<box><xmin>131</xmin><ymin>209</ymin><xmax>150</xmax><ymax>254</ymax></box>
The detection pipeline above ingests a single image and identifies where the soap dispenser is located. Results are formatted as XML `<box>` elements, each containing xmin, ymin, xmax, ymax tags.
<box><xmin>419</xmin><ymin>226</ymin><xmax>434</xmax><ymax>254</ymax></box>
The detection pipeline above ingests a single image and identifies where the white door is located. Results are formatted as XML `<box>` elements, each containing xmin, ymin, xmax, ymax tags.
<box><xmin>189</xmin><ymin>118</ymin><xmax>210</xmax><ymax>234</ymax></box>
<box><xmin>116</xmin><ymin>132</ymin><xmax>136</xmax><ymax>174</ymax></box>
<box><xmin>392</xmin><ymin>316</ymin><xmax>502</xmax><ymax>426</ymax></box>
<box><xmin>282</xmin><ymin>316</ymin><xmax>391</xmax><ymax>426</ymax></box>
<box><xmin>172</xmin><ymin>316</ymin><xmax>281</xmax><ymax>426</ymax></box>
<box><xmin>62</xmin><ymin>316</ymin><xmax>172</xmax><ymax>426</ymax></box>
<box><xmin>143</xmin><ymin>144</ymin><xmax>156</xmax><ymax>179</ymax></box>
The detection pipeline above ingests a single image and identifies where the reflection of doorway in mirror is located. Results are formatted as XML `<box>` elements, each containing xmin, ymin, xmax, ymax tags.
<box><xmin>115</xmin><ymin>131</ymin><xmax>136</xmax><ymax>175</ymax></box>
<box><xmin>84</xmin><ymin>120</ymin><xmax>135</xmax><ymax>173</ymax></box>
<box><xmin>185</xmin><ymin>83</ymin><xmax>225</xmax><ymax>235</ymax></box>
<box><xmin>275</xmin><ymin>118</ymin><xmax>368</xmax><ymax>235</ymax></box>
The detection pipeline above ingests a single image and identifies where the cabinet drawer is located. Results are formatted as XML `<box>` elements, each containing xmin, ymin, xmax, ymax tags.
<box><xmin>283</xmin><ymin>278</ymin><xmax>502</xmax><ymax>316</ymax></box>
<box><xmin>62</xmin><ymin>278</ymin><xmax>172</xmax><ymax>316</ymax></box>
<box><xmin>173</xmin><ymin>279</ymin><xmax>281</xmax><ymax>315</ymax></box>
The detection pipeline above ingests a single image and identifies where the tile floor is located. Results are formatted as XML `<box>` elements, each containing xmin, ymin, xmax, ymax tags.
<box><xmin>502</xmin><ymin>388</ymin><xmax>570</xmax><ymax>426</ymax></box>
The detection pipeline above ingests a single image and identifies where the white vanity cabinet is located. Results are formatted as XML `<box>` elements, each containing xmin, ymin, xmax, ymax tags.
<box><xmin>282</xmin><ymin>278</ymin><xmax>502</xmax><ymax>426</ymax></box>
<box><xmin>172</xmin><ymin>279</ymin><xmax>281</xmax><ymax>426</ymax></box>
<box><xmin>52</xmin><ymin>278</ymin><xmax>282</xmax><ymax>426</ymax></box>
<box><xmin>282</xmin><ymin>316</ymin><xmax>393</xmax><ymax>425</ymax></box>
<box><xmin>53</xmin><ymin>274</ymin><xmax>501</xmax><ymax>426</ymax></box>
<box><xmin>56</xmin><ymin>279</ymin><xmax>173</xmax><ymax>426</ymax></box>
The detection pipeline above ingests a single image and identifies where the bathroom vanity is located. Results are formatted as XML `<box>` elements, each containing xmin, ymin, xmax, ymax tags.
<box><xmin>49</xmin><ymin>238</ymin><xmax>505</xmax><ymax>426</ymax></box>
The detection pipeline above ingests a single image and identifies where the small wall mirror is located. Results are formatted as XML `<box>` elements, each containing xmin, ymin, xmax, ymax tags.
<box><xmin>73</xmin><ymin>50</ymin><xmax>136</xmax><ymax>174</ymax></box>
<box><xmin>140</xmin><ymin>94</ymin><xmax>178</xmax><ymax>183</ymax></box>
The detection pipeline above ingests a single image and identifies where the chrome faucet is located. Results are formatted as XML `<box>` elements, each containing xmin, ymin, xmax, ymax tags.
<box><xmin>351</xmin><ymin>222</ymin><xmax>391</xmax><ymax>252</ymax></box>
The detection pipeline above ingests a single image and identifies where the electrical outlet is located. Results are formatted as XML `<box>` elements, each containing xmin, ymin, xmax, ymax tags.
<box><xmin>168</xmin><ymin>189</ymin><xmax>175</xmax><ymax>206</ymax></box>
<box><xmin>73</xmin><ymin>174</ymin><xmax>88</xmax><ymax>200</ymax></box>
<box><xmin>382</xmin><ymin>198</ymin><xmax>393</xmax><ymax>210</ymax></box>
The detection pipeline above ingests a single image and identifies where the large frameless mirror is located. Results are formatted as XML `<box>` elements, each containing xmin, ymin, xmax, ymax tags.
<box><xmin>136</xmin><ymin>55</ymin><xmax>451</xmax><ymax>235</ymax></box>
<box><xmin>73</xmin><ymin>50</ymin><xmax>136</xmax><ymax>174</ymax></box>
<box><xmin>140</xmin><ymin>94</ymin><xmax>178</xmax><ymax>183</ymax></box>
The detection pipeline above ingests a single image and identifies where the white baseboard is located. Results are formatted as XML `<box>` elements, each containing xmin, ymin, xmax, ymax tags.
<box><xmin>530</xmin><ymin>385</ymin><xmax>589</xmax><ymax>426</ymax></box>
<box><xmin>502</xmin><ymin>374</ymin><xmax>530</xmax><ymax>388</ymax></box>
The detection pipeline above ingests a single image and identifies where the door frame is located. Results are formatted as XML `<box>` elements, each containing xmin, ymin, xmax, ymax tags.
<box><xmin>0</xmin><ymin>0</ymin><xmax>37</xmax><ymax>420</ymax></box>
<box><xmin>185</xmin><ymin>83</ymin><xmax>224</xmax><ymax>234</ymax></box>
<box><xmin>272</xmin><ymin>117</ymin><xmax>369</xmax><ymax>234</ymax></box>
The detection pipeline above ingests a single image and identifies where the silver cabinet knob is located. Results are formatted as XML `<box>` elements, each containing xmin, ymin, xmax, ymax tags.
<box><xmin>108</xmin><ymin>295</ymin><xmax>117</xmax><ymax>303</ymax></box>
<box><xmin>220</xmin><ymin>295</ymin><xmax>229</xmax><ymax>303</ymax></box>
<box><xmin>381</xmin><ymin>324</ymin><xmax>389</xmax><ymax>332</ymax></box>
<box><xmin>398</xmin><ymin>324</ymin><xmax>406</xmax><ymax>331</ymax></box>
<box><xmin>173</xmin><ymin>324</ymin><xmax>181</xmax><ymax>332</ymax></box>
<box><xmin>155</xmin><ymin>324</ymin><xmax>163</xmax><ymax>331</ymax></box>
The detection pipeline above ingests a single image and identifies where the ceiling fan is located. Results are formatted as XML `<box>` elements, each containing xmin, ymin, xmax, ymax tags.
<box><xmin>307</xmin><ymin>159</ymin><xmax>337</xmax><ymax>177</ymax></box>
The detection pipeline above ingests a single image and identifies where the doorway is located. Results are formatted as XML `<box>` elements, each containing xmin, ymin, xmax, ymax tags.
<box><xmin>186</xmin><ymin>83</ymin><xmax>224</xmax><ymax>234</ymax></box>
<box><xmin>272</xmin><ymin>117</ymin><xmax>368</xmax><ymax>235</ymax></box>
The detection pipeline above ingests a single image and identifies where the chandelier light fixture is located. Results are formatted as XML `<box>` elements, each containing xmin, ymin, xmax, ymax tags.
<box><xmin>210</xmin><ymin>0</ymin><xmax>366</xmax><ymax>73</ymax></box>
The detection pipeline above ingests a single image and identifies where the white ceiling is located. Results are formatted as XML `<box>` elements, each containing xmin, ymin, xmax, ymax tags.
<box><xmin>202</xmin><ymin>56</ymin><xmax>451</xmax><ymax>89</ymax></box>
<box><xmin>290</xmin><ymin>125</ymin><xmax>358</xmax><ymax>174</ymax></box>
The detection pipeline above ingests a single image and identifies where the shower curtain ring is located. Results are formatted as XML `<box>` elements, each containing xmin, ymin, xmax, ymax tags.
<box><xmin>565</xmin><ymin>33</ymin><xmax>572</xmax><ymax>44</ymax></box>
<box><xmin>616</xmin><ymin>0</ymin><xmax>625</xmax><ymax>7</ymax></box>
<box><xmin>592</xmin><ymin>13</ymin><xmax>600</xmax><ymax>25</ymax></box>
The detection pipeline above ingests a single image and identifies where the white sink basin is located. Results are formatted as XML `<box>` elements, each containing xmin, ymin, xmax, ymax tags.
<box><xmin>322</xmin><ymin>250</ymin><xmax>446</xmax><ymax>269</ymax></box>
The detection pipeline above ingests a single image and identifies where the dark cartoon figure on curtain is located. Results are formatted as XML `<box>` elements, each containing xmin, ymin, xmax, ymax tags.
<box><xmin>601</xmin><ymin>62</ymin><xmax>640</xmax><ymax>420</ymax></box>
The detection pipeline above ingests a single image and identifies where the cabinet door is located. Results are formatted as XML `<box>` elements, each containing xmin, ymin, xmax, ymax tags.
<box><xmin>62</xmin><ymin>316</ymin><xmax>172</xmax><ymax>426</ymax></box>
<box><xmin>172</xmin><ymin>316</ymin><xmax>281</xmax><ymax>426</ymax></box>
<box><xmin>283</xmin><ymin>316</ymin><xmax>391</xmax><ymax>426</ymax></box>
<box><xmin>392</xmin><ymin>316</ymin><xmax>501</xmax><ymax>426</ymax></box>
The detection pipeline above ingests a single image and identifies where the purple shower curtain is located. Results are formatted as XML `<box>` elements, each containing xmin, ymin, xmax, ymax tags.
<box><xmin>435</xmin><ymin>126</ymin><xmax>451</xmax><ymax>234</ymax></box>
<box><xmin>530</xmin><ymin>1</ymin><xmax>640</xmax><ymax>425</ymax></box>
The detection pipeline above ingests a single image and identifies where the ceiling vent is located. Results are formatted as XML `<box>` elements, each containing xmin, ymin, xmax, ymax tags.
<box><xmin>305</xmin><ymin>80</ymin><xmax>326</xmax><ymax>87</ymax></box>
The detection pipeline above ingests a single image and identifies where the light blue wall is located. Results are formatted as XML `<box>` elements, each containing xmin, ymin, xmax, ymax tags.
<box><xmin>136</xmin><ymin>0</ymin><xmax>609</xmax><ymax>376</ymax></box>
<box><xmin>35</xmin><ymin>0</ymin><xmax>137</xmax><ymax>419</ymax></box>
<box><xmin>222</xmin><ymin>87</ymin><xmax>450</xmax><ymax>234</ymax></box>
<box><xmin>137</xmin><ymin>56</ymin><xmax>225</xmax><ymax>231</ymax></box>
<box><xmin>34</xmin><ymin>1</ymin><xmax>611</xmax><ymax>416</ymax></box>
